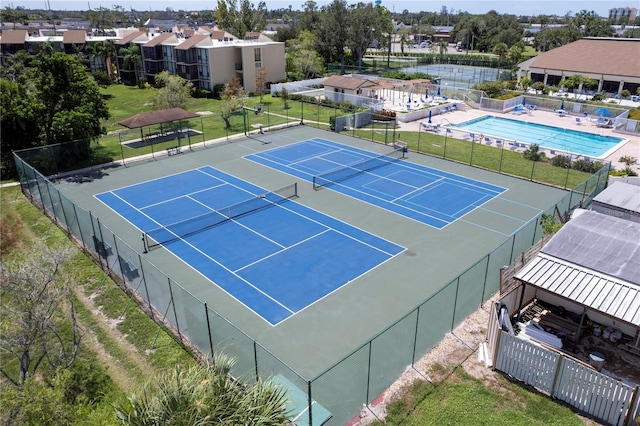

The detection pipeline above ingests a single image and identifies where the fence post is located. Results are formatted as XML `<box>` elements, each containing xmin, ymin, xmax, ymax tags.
<box><xmin>366</xmin><ymin>341</ymin><xmax>373</xmax><ymax>403</ymax></box>
<box><xmin>204</xmin><ymin>303</ymin><xmax>214</xmax><ymax>361</ymax></box>
<box><xmin>167</xmin><ymin>278</ymin><xmax>183</xmax><ymax>346</ymax></box>
<box><xmin>308</xmin><ymin>381</ymin><xmax>313</xmax><ymax>426</ymax></box>
<box><xmin>412</xmin><ymin>306</ymin><xmax>420</xmax><ymax>365</ymax></box>
<box><xmin>549</xmin><ymin>355</ymin><xmax>564</xmax><ymax>399</ymax></box>
<box><xmin>451</xmin><ymin>277</ymin><xmax>460</xmax><ymax>331</ymax></box>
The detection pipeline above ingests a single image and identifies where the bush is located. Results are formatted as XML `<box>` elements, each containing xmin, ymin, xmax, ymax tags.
<box><xmin>523</xmin><ymin>144</ymin><xmax>545</xmax><ymax>161</ymax></box>
<box><xmin>572</xmin><ymin>158</ymin><xmax>595</xmax><ymax>173</ymax></box>
<box><xmin>551</xmin><ymin>155</ymin><xmax>572</xmax><ymax>169</ymax></box>
<box><xmin>591</xmin><ymin>92</ymin><xmax>606</xmax><ymax>101</ymax></box>
<box><xmin>92</xmin><ymin>70</ymin><xmax>111</xmax><ymax>86</ymax></box>
<box><xmin>192</xmin><ymin>87</ymin><xmax>213</xmax><ymax>98</ymax></box>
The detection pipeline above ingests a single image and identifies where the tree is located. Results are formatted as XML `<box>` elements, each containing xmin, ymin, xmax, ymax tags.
<box><xmin>214</xmin><ymin>0</ymin><xmax>267</xmax><ymax>37</ymax></box>
<box><xmin>29</xmin><ymin>51</ymin><xmax>109</xmax><ymax>145</ymax></box>
<box><xmin>280</xmin><ymin>86</ymin><xmax>290</xmax><ymax>109</ymax></box>
<box><xmin>492</xmin><ymin>42</ymin><xmax>508</xmax><ymax>67</ymax></box>
<box><xmin>345</xmin><ymin>2</ymin><xmax>390</xmax><ymax>69</ymax></box>
<box><xmin>523</xmin><ymin>144</ymin><xmax>545</xmax><ymax>162</ymax></box>
<box><xmin>519</xmin><ymin>76</ymin><xmax>532</xmax><ymax>92</ymax></box>
<box><xmin>255</xmin><ymin>66</ymin><xmax>268</xmax><ymax>103</ymax></box>
<box><xmin>0</xmin><ymin>79</ymin><xmax>41</xmax><ymax>177</ymax></box>
<box><xmin>438</xmin><ymin>39</ymin><xmax>448</xmax><ymax>56</ymax></box>
<box><xmin>153</xmin><ymin>71</ymin><xmax>193</xmax><ymax>110</ymax></box>
<box><xmin>560</xmin><ymin>74</ymin><xmax>584</xmax><ymax>98</ymax></box>
<box><xmin>220</xmin><ymin>77</ymin><xmax>245</xmax><ymax>129</ymax></box>
<box><xmin>285</xmin><ymin>30</ymin><xmax>324</xmax><ymax>80</ymax></box>
<box><xmin>119</xmin><ymin>42</ymin><xmax>142</xmax><ymax>86</ymax></box>
<box><xmin>316</xmin><ymin>0</ymin><xmax>349</xmax><ymax>70</ymax></box>
<box><xmin>0</xmin><ymin>248</ymin><xmax>81</xmax><ymax>387</ymax></box>
<box><xmin>114</xmin><ymin>353</ymin><xmax>289</xmax><ymax>425</ymax></box>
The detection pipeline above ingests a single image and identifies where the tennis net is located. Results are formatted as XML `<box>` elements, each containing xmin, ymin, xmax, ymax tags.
<box><xmin>144</xmin><ymin>183</ymin><xmax>298</xmax><ymax>251</ymax></box>
<box><xmin>312</xmin><ymin>147</ymin><xmax>404</xmax><ymax>190</ymax></box>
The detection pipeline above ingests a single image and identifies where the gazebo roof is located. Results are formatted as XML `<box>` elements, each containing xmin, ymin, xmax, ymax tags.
<box><xmin>118</xmin><ymin>108</ymin><xmax>199</xmax><ymax>129</ymax></box>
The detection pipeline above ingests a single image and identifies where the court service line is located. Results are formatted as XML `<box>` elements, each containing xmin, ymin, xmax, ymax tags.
<box><xmin>390</xmin><ymin>176</ymin><xmax>446</xmax><ymax>202</ymax></box>
<box><xmin>458</xmin><ymin>218</ymin><xmax>513</xmax><ymax>237</ymax></box>
<box><xmin>140</xmin><ymin>181</ymin><xmax>227</xmax><ymax>210</ymax></box>
<box><xmin>163</xmin><ymin>234</ymin><xmax>296</xmax><ymax>316</ymax></box>
<box><xmin>273</xmin><ymin>202</ymin><xmax>404</xmax><ymax>257</ymax></box>
<box><xmin>233</xmin><ymin>229</ymin><xmax>331</xmax><ymax>273</ymax></box>
<box><xmin>181</xmin><ymin>193</ymin><xmax>287</xmax><ymax>249</ymax></box>
<box><xmin>475</xmin><ymin>206</ymin><xmax>531</xmax><ymax>223</ymax></box>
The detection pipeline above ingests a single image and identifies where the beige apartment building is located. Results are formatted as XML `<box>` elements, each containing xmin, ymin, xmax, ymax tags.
<box><xmin>1</xmin><ymin>27</ymin><xmax>286</xmax><ymax>93</ymax></box>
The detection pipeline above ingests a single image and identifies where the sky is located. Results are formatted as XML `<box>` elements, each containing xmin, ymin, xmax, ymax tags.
<box><xmin>12</xmin><ymin>0</ymin><xmax>616</xmax><ymax>17</ymax></box>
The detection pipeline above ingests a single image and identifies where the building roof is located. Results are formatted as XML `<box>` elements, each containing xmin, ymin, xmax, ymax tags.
<box><xmin>143</xmin><ymin>32</ymin><xmax>175</xmax><ymax>47</ymax></box>
<box><xmin>0</xmin><ymin>29</ymin><xmax>28</xmax><ymax>44</ymax></box>
<box><xmin>116</xmin><ymin>31</ymin><xmax>147</xmax><ymax>46</ymax></box>
<box><xmin>592</xmin><ymin>181</ymin><xmax>640</xmax><ymax>215</ymax></box>
<box><xmin>118</xmin><ymin>108</ymin><xmax>199</xmax><ymax>128</ymax></box>
<box><xmin>323</xmin><ymin>75</ymin><xmax>376</xmax><ymax>90</ymax></box>
<box><xmin>63</xmin><ymin>30</ymin><xmax>87</xmax><ymax>44</ymax></box>
<box><xmin>174</xmin><ymin>34</ymin><xmax>210</xmax><ymax>50</ymax></box>
<box><xmin>528</xmin><ymin>38</ymin><xmax>640</xmax><ymax>78</ymax></box>
<box><xmin>515</xmin><ymin>210</ymin><xmax>640</xmax><ymax>326</ymax></box>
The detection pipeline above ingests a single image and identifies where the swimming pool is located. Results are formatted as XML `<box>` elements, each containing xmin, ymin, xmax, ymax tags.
<box><xmin>450</xmin><ymin>116</ymin><xmax>625</xmax><ymax>159</ymax></box>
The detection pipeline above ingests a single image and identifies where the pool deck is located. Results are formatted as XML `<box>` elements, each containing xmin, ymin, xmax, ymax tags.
<box><xmin>397</xmin><ymin>107</ymin><xmax>640</xmax><ymax>172</ymax></box>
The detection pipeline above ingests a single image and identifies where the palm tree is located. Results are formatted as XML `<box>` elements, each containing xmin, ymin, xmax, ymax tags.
<box><xmin>85</xmin><ymin>41</ymin><xmax>106</xmax><ymax>74</ymax></box>
<box><xmin>119</xmin><ymin>42</ymin><xmax>141</xmax><ymax>86</ymax></box>
<box><xmin>104</xmin><ymin>39</ymin><xmax>116</xmax><ymax>81</ymax></box>
<box><xmin>114</xmin><ymin>353</ymin><xmax>290</xmax><ymax>425</ymax></box>
<box><xmin>438</xmin><ymin>39</ymin><xmax>448</xmax><ymax>57</ymax></box>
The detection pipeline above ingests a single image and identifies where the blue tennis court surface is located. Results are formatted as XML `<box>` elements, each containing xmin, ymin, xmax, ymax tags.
<box><xmin>95</xmin><ymin>166</ymin><xmax>403</xmax><ymax>325</ymax></box>
<box><xmin>245</xmin><ymin>138</ymin><xmax>507</xmax><ymax>229</ymax></box>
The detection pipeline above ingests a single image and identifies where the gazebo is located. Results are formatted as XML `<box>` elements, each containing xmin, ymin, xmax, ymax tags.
<box><xmin>118</xmin><ymin>108</ymin><xmax>201</xmax><ymax>151</ymax></box>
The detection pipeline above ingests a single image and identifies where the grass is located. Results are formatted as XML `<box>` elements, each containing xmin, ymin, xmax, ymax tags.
<box><xmin>375</xmin><ymin>367</ymin><xmax>588</xmax><ymax>425</ymax></box>
<box><xmin>0</xmin><ymin>185</ymin><xmax>195</xmax><ymax>424</ymax></box>
<box><xmin>95</xmin><ymin>85</ymin><xmax>340</xmax><ymax>164</ymax></box>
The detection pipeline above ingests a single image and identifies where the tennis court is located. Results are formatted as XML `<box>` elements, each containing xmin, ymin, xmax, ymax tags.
<box><xmin>95</xmin><ymin>166</ymin><xmax>403</xmax><ymax>325</ymax></box>
<box><xmin>245</xmin><ymin>138</ymin><xmax>507</xmax><ymax>229</ymax></box>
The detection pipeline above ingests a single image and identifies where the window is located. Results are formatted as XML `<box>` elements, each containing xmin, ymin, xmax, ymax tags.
<box><xmin>254</xmin><ymin>48</ymin><xmax>261</xmax><ymax>62</ymax></box>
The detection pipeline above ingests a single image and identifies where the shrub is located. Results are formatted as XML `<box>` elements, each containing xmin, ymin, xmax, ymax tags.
<box><xmin>551</xmin><ymin>155</ymin><xmax>572</xmax><ymax>168</ymax></box>
<box><xmin>572</xmin><ymin>158</ymin><xmax>595</xmax><ymax>173</ymax></box>
<box><xmin>523</xmin><ymin>144</ymin><xmax>545</xmax><ymax>161</ymax></box>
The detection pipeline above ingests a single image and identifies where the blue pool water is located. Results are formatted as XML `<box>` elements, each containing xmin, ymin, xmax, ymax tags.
<box><xmin>451</xmin><ymin>116</ymin><xmax>625</xmax><ymax>158</ymax></box>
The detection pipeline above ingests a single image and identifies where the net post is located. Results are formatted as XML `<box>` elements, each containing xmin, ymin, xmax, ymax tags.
<box><xmin>141</xmin><ymin>233</ymin><xmax>148</xmax><ymax>254</ymax></box>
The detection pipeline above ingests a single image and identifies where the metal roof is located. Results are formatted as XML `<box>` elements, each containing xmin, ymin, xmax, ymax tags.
<box><xmin>515</xmin><ymin>210</ymin><xmax>640</xmax><ymax>327</ymax></box>
<box><xmin>592</xmin><ymin>181</ymin><xmax>640</xmax><ymax>214</ymax></box>
<box><xmin>516</xmin><ymin>254</ymin><xmax>640</xmax><ymax>326</ymax></box>
<box><xmin>541</xmin><ymin>210</ymin><xmax>640</xmax><ymax>286</ymax></box>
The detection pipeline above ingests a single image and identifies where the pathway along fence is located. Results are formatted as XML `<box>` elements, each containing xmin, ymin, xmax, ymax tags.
<box><xmin>13</xmin><ymin>131</ymin><xmax>610</xmax><ymax>425</ymax></box>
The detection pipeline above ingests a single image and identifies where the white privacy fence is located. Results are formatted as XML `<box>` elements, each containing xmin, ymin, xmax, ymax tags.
<box><xmin>491</xmin><ymin>328</ymin><xmax>640</xmax><ymax>426</ymax></box>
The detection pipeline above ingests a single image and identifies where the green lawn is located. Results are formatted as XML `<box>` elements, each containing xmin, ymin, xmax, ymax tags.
<box><xmin>375</xmin><ymin>367</ymin><xmax>589</xmax><ymax>426</ymax></box>
<box><xmin>96</xmin><ymin>85</ymin><xmax>339</xmax><ymax>162</ymax></box>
